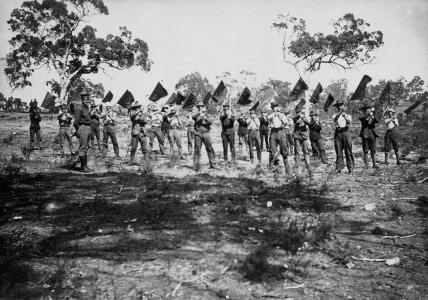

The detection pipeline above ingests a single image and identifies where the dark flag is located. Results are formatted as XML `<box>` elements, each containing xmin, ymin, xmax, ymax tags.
<box><xmin>350</xmin><ymin>75</ymin><xmax>372</xmax><ymax>101</ymax></box>
<box><xmin>288</xmin><ymin>77</ymin><xmax>308</xmax><ymax>103</ymax></box>
<box><xmin>258</xmin><ymin>90</ymin><xmax>276</xmax><ymax>112</ymax></box>
<box><xmin>378</xmin><ymin>82</ymin><xmax>392</xmax><ymax>106</ymax></box>
<box><xmin>202</xmin><ymin>92</ymin><xmax>212</xmax><ymax>105</ymax></box>
<box><xmin>212</xmin><ymin>80</ymin><xmax>227</xmax><ymax>103</ymax></box>
<box><xmin>166</xmin><ymin>93</ymin><xmax>178</xmax><ymax>105</ymax></box>
<box><xmin>175</xmin><ymin>93</ymin><xmax>186</xmax><ymax>105</ymax></box>
<box><xmin>41</xmin><ymin>92</ymin><xmax>56</xmax><ymax>109</ymax></box>
<box><xmin>250</xmin><ymin>100</ymin><xmax>259</xmax><ymax>111</ymax></box>
<box><xmin>149</xmin><ymin>82</ymin><xmax>168</xmax><ymax>102</ymax></box>
<box><xmin>309</xmin><ymin>83</ymin><xmax>323</xmax><ymax>104</ymax></box>
<box><xmin>182</xmin><ymin>93</ymin><xmax>197</xmax><ymax>110</ymax></box>
<box><xmin>403</xmin><ymin>92</ymin><xmax>427</xmax><ymax>114</ymax></box>
<box><xmin>324</xmin><ymin>93</ymin><xmax>335</xmax><ymax>112</ymax></box>
<box><xmin>118</xmin><ymin>90</ymin><xmax>135</xmax><ymax>108</ymax></box>
<box><xmin>102</xmin><ymin>91</ymin><xmax>113</xmax><ymax>103</ymax></box>
<box><xmin>237</xmin><ymin>87</ymin><xmax>252</xmax><ymax>105</ymax></box>
<box><xmin>295</xmin><ymin>98</ymin><xmax>306</xmax><ymax>112</ymax></box>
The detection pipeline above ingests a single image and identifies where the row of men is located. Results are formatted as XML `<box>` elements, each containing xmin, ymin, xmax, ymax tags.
<box><xmin>29</xmin><ymin>90</ymin><xmax>401</xmax><ymax>174</ymax></box>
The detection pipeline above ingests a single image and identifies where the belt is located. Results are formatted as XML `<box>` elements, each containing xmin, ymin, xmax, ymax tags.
<box><xmin>335</xmin><ymin>126</ymin><xmax>348</xmax><ymax>133</ymax></box>
<box><xmin>271</xmin><ymin>127</ymin><xmax>284</xmax><ymax>131</ymax></box>
<box><xmin>248</xmin><ymin>128</ymin><xmax>259</xmax><ymax>132</ymax></box>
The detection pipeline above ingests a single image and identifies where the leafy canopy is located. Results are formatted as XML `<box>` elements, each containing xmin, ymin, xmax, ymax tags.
<box><xmin>272</xmin><ymin>13</ymin><xmax>384</xmax><ymax>74</ymax></box>
<box><xmin>5</xmin><ymin>0</ymin><xmax>152</xmax><ymax>101</ymax></box>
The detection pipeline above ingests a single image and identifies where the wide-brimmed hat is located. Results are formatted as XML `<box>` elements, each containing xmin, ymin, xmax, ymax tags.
<box><xmin>105</xmin><ymin>103</ymin><xmax>112</xmax><ymax>108</ymax></box>
<box><xmin>385</xmin><ymin>108</ymin><xmax>395</xmax><ymax>114</ymax></box>
<box><xmin>223</xmin><ymin>103</ymin><xmax>230</xmax><ymax>108</ymax></box>
<box><xmin>130</xmin><ymin>101</ymin><xmax>141</xmax><ymax>108</ymax></box>
<box><xmin>360</xmin><ymin>101</ymin><xmax>372</xmax><ymax>110</ymax></box>
<box><xmin>310</xmin><ymin>110</ymin><xmax>318</xmax><ymax>116</ymax></box>
<box><xmin>80</xmin><ymin>88</ymin><xmax>91</xmax><ymax>97</ymax></box>
<box><xmin>196</xmin><ymin>101</ymin><xmax>205</xmax><ymax>107</ymax></box>
<box><xmin>168</xmin><ymin>109</ymin><xmax>177</xmax><ymax>115</ymax></box>
<box><xmin>270</xmin><ymin>102</ymin><xmax>279</xmax><ymax>108</ymax></box>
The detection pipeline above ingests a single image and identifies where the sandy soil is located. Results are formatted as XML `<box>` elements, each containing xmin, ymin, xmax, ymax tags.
<box><xmin>0</xmin><ymin>112</ymin><xmax>427</xmax><ymax>299</ymax></box>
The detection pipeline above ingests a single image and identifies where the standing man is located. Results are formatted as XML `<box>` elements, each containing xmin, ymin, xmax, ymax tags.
<box><xmin>161</xmin><ymin>105</ymin><xmax>173</xmax><ymax>151</ymax></box>
<box><xmin>149</xmin><ymin>106</ymin><xmax>166</xmax><ymax>155</ymax></box>
<box><xmin>192</xmin><ymin>101</ymin><xmax>217</xmax><ymax>170</ymax></box>
<box><xmin>259</xmin><ymin>109</ymin><xmax>270</xmax><ymax>152</ymax></box>
<box><xmin>101</xmin><ymin>104</ymin><xmax>120</xmax><ymax>158</ymax></box>
<box><xmin>186</xmin><ymin>109</ymin><xmax>196</xmax><ymax>155</ymax></box>
<box><xmin>267</xmin><ymin>102</ymin><xmax>293</xmax><ymax>174</ymax></box>
<box><xmin>384</xmin><ymin>108</ymin><xmax>401</xmax><ymax>165</ymax></box>
<box><xmin>306</xmin><ymin>110</ymin><xmax>328</xmax><ymax>164</ymax></box>
<box><xmin>29</xmin><ymin>101</ymin><xmax>42</xmax><ymax>150</ymax></box>
<box><xmin>167</xmin><ymin>109</ymin><xmax>185</xmax><ymax>159</ymax></box>
<box><xmin>57</xmin><ymin>104</ymin><xmax>74</xmax><ymax>155</ymax></box>
<box><xmin>292</xmin><ymin>106</ymin><xmax>312</xmax><ymax>177</ymax></box>
<box><xmin>89</xmin><ymin>101</ymin><xmax>101</xmax><ymax>151</ymax></box>
<box><xmin>359</xmin><ymin>102</ymin><xmax>379</xmax><ymax>168</ymax></box>
<box><xmin>73</xmin><ymin>89</ymin><xmax>94</xmax><ymax>172</ymax></box>
<box><xmin>237</xmin><ymin>112</ymin><xmax>249</xmax><ymax>155</ymax></box>
<box><xmin>129</xmin><ymin>101</ymin><xmax>149</xmax><ymax>165</ymax></box>
<box><xmin>220</xmin><ymin>103</ymin><xmax>236</xmax><ymax>164</ymax></box>
<box><xmin>247</xmin><ymin>109</ymin><xmax>262</xmax><ymax>164</ymax></box>
<box><xmin>332</xmin><ymin>100</ymin><xmax>354</xmax><ymax>174</ymax></box>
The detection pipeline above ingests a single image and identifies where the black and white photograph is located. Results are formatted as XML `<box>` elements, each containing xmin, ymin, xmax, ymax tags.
<box><xmin>0</xmin><ymin>0</ymin><xmax>427</xmax><ymax>298</ymax></box>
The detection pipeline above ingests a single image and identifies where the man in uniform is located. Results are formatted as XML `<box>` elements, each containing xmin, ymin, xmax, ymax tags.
<box><xmin>89</xmin><ymin>101</ymin><xmax>101</xmax><ymax>150</ymax></box>
<box><xmin>358</xmin><ymin>102</ymin><xmax>379</xmax><ymax>168</ymax></box>
<box><xmin>101</xmin><ymin>103</ymin><xmax>120</xmax><ymax>158</ymax></box>
<box><xmin>219</xmin><ymin>103</ymin><xmax>236</xmax><ymax>164</ymax></box>
<box><xmin>268</xmin><ymin>102</ymin><xmax>293</xmax><ymax>174</ymax></box>
<box><xmin>57</xmin><ymin>104</ymin><xmax>74</xmax><ymax>155</ymax></box>
<box><xmin>129</xmin><ymin>101</ymin><xmax>149</xmax><ymax>165</ymax></box>
<box><xmin>29</xmin><ymin>101</ymin><xmax>42</xmax><ymax>150</ymax></box>
<box><xmin>292</xmin><ymin>106</ymin><xmax>313</xmax><ymax>177</ymax></box>
<box><xmin>259</xmin><ymin>109</ymin><xmax>270</xmax><ymax>152</ymax></box>
<box><xmin>306</xmin><ymin>110</ymin><xmax>327</xmax><ymax>164</ymax></box>
<box><xmin>186</xmin><ymin>109</ymin><xmax>196</xmax><ymax>155</ymax></box>
<box><xmin>73</xmin><ymin>89</ymin><xmax>94</xmax><ymax>172</ymax></box>
<box><xmin>384</xmin><ymin>108</ymin><xmax>401</xmax><ymax>165</ymax></box>
<box><xmin>237</xmin><ymin>111</ymin><xmax>249</xmax><ymax>155</ymax></box>
<box><xmin>247</xmin><ymin>109</ymin><xmax>262</xmax><ymax>164</ymax></box>
<box><xmin>192</xmin><ymin>101</ymin><xmax>217</xmax><ymax>170</ymax></box>
<box><xmin>332</xmin><ymin>100</ymin><xmax>354</xmax><ymax>174</ymax></box>
<box><xmin>161</xmin><ymin>105</ymin><xmax>173</xmax><ymax>151</ymax></box>
<box><xmin>149</xmin><ymin>106</ymin><xmax>166</xmax><ymax>155</ymax></box>
<box><xmin>166</xmin><ymin>108</ymin><xmax>185</xmax><ymax>159</ymax></box>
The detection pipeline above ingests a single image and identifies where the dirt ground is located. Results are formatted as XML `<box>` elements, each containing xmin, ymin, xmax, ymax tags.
<box><xmin>0</xmin><ymin>112</ymin><xmax>427</xmax><ymax>300</ymax></box>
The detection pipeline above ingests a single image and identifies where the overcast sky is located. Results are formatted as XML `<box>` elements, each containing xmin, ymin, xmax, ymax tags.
<box><xmin>0</xmin><ymin>0</ymin><xmax>427</xmax><ymax>103</ymax></box>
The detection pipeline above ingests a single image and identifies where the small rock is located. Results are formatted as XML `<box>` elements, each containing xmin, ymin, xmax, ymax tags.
<box><xmin>371</xmin><ymin>226</ymin><xmax>386</xmax><ymax>236</ymax></box>
<box><xmin>266</xmin><ymin>201</ymin><xmax>272</xmax><ymax>208</ymax></box>
<box><xmin>345</xmin><ymin>262</ymin><xmax>355</xmax><ymax>269</ymax></box>
<box><xmin>385</xmin><ymin>257</ymin><xmax>400</xmax><ymax>266</ymax></box>
<box><xmin>364</xmin><ymin>203</ymin><xmax>376</xmax><ymax>211</ymax></box>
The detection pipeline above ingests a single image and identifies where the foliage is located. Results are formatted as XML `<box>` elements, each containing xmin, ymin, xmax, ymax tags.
<box><xmin>258</xmin><ymin>78</ymin><xmax>292</xmax><ymax>107</ymax></box>
<box><xmin>272</xmin><ymin>13</ymin><xmax>384</xmax><ymax>74</ymax></box>
<box><xmin>65</xmin><ymin>78</ymin><xmax>105</xmax><ymax>103</ymax></box>
<box><xmin>175</xmin><ymin>72</ymin><xmax>213</xmax><ymax>99</ymax></box>
<box><xmin>5</xmin><ymin>0</ymin><xmax>152</xmax><ymax>102</ymax></box>
<box><xmin>325</xmin><ymin>78</ymin><xmax>348</xmax><ymax>103</ymax></box>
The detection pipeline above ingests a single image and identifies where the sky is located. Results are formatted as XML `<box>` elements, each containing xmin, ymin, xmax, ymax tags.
<box><xmin>0</xmin><ymin>0</ymin><xmax>427</xmax><ymax>104</ymax></box>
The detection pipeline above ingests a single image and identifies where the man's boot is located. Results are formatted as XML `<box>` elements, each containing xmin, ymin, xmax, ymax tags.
<box><xmin>363</xmin><ymin>153</ymin><xmax>369</xmax><ymax>169</ymax></box>
<box><xmin>395</xmin><ymin>150</ymin><xmax>401</xmax><ymax>165</ymax></box>
<box><xmin>384</xmin><ymin>152</ymin><xmax>389</xmax><ymax>165</ymax></box>
<box><xmin>371</xmin><ymin>154</ymin><xmax>378</xmax><ymax>168</ymax></box>
<box><xmin>80</xmin><ymin>156</ymin><xmax>91</xmax><ymax>173</ymax></box>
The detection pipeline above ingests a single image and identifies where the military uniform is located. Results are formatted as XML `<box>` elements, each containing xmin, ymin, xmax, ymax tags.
<box><xmin>307</xmin><ymin>112</ymin><xmax>327</xmax><ymax>163</ymax></box>
<box><xmin>192</xmin><ymin>105</ymin><xmax>216</xmax><ymax>169</ymax></box>
<box><xmin>187</xmin><ymin>113</ymin><xmax>195</xmax><ymax>154</ymax></box>
<box><xmin>101</xmin><ymin>107</ymin><xmax>120</xmax><ymax>158</ymax></box>
<box><xmin>73</xmin><ymin>95</ymin><xmax>93</xmax><ymax>172</ymax></box>
<box><xmin>384</xmin><ymin>109</ymin><xmax>401</xmax><ymax>165</ymax></box>
<box><xmin>161</xmin><ymin>106</ymin><xmax>173</xmax><ymax>150</ymax></box>
<box><xmin>220</xmin><ymin>106</ymin><xmax>236</xmax><ymax>162</ymax></box>
<box><xmin>148</xmin><ymin>109</ymin><xmax>166</xmax><ymax>155</ymax></box>
<box><xmin>129</xmin><ymin>102</ymin><xmax>149</xmax><ymax>164</ymax></box>
<box><xmin>333</xmin><ymin>102</ymin><xmax>354</xmax><ymax>173</ymax></box>
<box><xmin>268</xmin><ymin>102</ymin><xmax>292</xmax><ymax>174</ymax></box>
<box><xmin>359</xmin><ymin>104</ymin><xmax>379</xmax><ymax>168</ymax></box>
<box><xmin>237</xmin><ymin>116</ymin><xmax>249</xmax><ymax>153</ymax></box>
<box><xmin>57</xmin><ymin>107</ymin><xmax>74</xmax><ymax>154</ymax></box>
<box><xmin>166</xmin><ymin>110</ymin><xmax>184</xmax><ymax>159</ymax></box>
<box><xmin>247</xmin><ymin>113</ymin><xmax>261</xmax><ymax>163</ymax></box>
<box><xmin>29</xmin><ymin>107</ymin><xmax>42</xmax><ymax>149</ymax></box>
<box><xmin>259</xmin><ymin>114</ymin><xmax>270</xmax><ymax>151</ymax></box>
<box><xmin>90</xmin><ymin>105</ymin><xmax>101</xmax><ymax>150</ymax></box>
<box><xmin>292</xmin><ymin>110</ymin><xmax>312</xmax><ymax>176</ymax></box>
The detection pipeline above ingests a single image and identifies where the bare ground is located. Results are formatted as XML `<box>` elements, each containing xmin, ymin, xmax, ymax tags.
<box><xmin>0</xmin><ymin>112</ymin><xmax>427</xmax><ymax>300</ymax></box>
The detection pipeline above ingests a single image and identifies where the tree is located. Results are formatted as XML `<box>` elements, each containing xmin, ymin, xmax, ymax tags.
<box><xmin>175</xmin><ymin>72</ymin><xmax>213</xmax><ymax>99</ymax></box>
<box><xmin>5</xmin><ymin>0</ymin><xmax>152</xmax><ymax>104</ymax></box>
<box><xmin>65</xmin><ymin>78</ymin><xmax>105</xmax><ymax>104</ymax></box>
<box><xmin>325</xmin><ymin>78</ymin><xmax>348</xmax><ymax>102</ymax></box>
<box><xmin>257</xmin><ymin>79</ymin><xmax>291</xmax><ymax>107</ymax></box>
<box><xmin>272</xmin><ymin>13</ymin><xmax>384</xmax><ymax>75</ymax></box>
